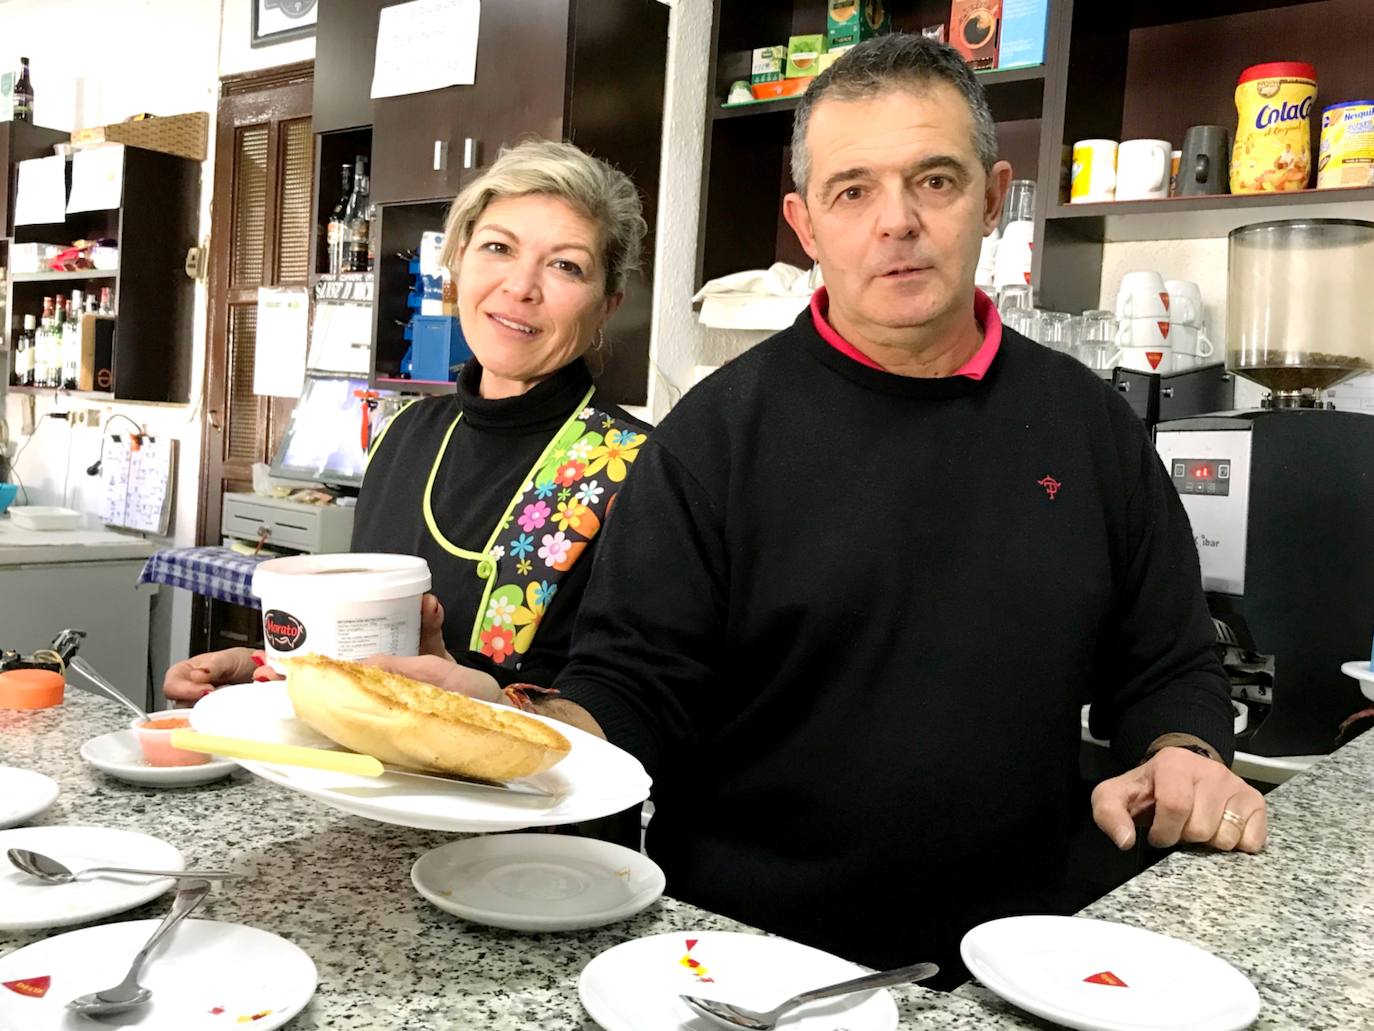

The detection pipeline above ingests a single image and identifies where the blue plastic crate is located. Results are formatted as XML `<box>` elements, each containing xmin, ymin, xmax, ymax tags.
<box><xmin>410</xmin><ymin>315</ymin><xmax>471</xmax><ymax>383</ymax></box>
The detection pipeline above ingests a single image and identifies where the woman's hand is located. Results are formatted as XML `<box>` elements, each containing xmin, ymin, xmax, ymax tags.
<box><xmin>162</xmin><ymin>647</ymin><xmax>263</xmax><ymax>704</ymax></box>
<box><xmin>419</xmin><ymin>594</ymin><xmax>453</xmax><ymax>660</ymax></box>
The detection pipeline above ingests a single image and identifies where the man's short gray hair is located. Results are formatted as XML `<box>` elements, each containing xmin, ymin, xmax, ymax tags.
<box><xmin>440</xmin><ymin>138</ymin><xmax>646</xmax><ymax>296</ymax></box>
<box><xmin>790</xmin><ymin>34</ymin><xmax>999</xmax><ymax>197</ymax></box>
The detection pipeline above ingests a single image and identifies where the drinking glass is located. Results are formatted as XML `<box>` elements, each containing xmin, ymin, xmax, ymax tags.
<box><xmin>1075</xmin><ymin>309</ymin><xmax>1118</xmax><ymax>370</ymax></box>
<box><xmin>998</xmin><ymin>283</ymin><xmax>1033</xmax><ymax>313</ymax></box>
<box><xmin>1038</xmin><ymin>311</ymin><xmax>1074</xmax><ymax>352</ymax></box>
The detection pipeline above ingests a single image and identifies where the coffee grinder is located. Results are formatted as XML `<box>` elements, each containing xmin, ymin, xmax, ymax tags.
<box><xmin>1154</xmin><ymin>219</ymin><xmax>1374</xmax><ymax>757</ymax></box>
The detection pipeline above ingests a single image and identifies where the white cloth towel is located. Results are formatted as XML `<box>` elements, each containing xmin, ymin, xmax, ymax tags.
<box><xmin>692</xmin><ymin>263</ymin><xmax>822</xmax><ymax>330</ymax></box>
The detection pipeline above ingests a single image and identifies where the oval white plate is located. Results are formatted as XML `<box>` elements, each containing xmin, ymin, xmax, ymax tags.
<box><xmin>579</xmin><ymin>930</ymin><xmax>899</xmax><ymax>1031</ymax></box>
<box><xmin>190</xmin><ymin>681</ymin><xmax>652</xmax><ymax>832</ymax></box>
<box><xmin>80</xmin><ymin>730</ymin><xmax>238</xmax><ymax>787</ymax></box>
<box><xmin>0</xmin><ymin>767</ymin><xmax>58</xmax><ymax>829</ymax></box>
<box><xmin>1340</xmin><ymin>660</ymin><xmax>1374</xmax><ymax>702</ymax></box>
<box><xmin>0</xmin><ymin>918</ymin><xmax>317</xmax><ymax>1030</ymax></box>
<box><xmin>961</xmin><ymin>915</ymin><xmax>1261</xmax><ymax>1031</ymax></box>
<box><xmin>0</xmin><ymin>825</ymin><xmax>184</xmax><ymax>931</ymax></box>
<box><xmin>412</xmin><ymin>833</ymin><xmax>664</xmax><ymax>931</ymax></box>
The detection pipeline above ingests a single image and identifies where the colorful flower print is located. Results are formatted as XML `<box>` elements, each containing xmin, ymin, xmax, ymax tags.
<box><xmin>480</xmin><ymin>626</ymin><xmax>516</xmax><ymax>663</ymax></box>
<box><xmin>553</xmin><ymin>460</ymin><xmax>586</xmax><ymax>487</ymax></box>
<box><xmin>575</xmin><ymin>479</ymin><xmax>604</xmax><ymax>505</ymax></box>
<box><xmin>515</xmin><ymin>558</ymin><xmax>532</xmax><ymax>575</ymax></box>
<box><xmin>486</xmin><ymin>596</ymin><xmax>517</xmax><ymax>627</ymax></box>
<box><xmin>533</xmin><ymin>580</ymin><xmax>558</xmax><ymax>607</ymax></box>
<box><xmin>534</xmin><ymin>478</ymin><xmax>557</xmax><ymax>499</ymax></box>
<box><xmin>553</xmin><ymin>499</ymin><xmax>590</xmax><ymax>532</ymax></box>
<box><xmin>538</xmin><ymin>531</ymin><xmax>572</xmax><ymax>567</ymax></box>
<box><xmin>567</xmin><ymin>438</ymin><xmax>595</xmax><ymax>462</ymax></box>
<box><xmin>489</xmin><ymin>545</ymin><xmax>505</xmax><ymax>560</ymax></box>
<box><xmin>518</xmin><ymin>501</ymin><xmax>551</xmax><ymax>533</ymax></box>
<box><xmin>585</xmin><ymin>428</ymin><xmax>645</xmax><ymax>482</ymax></box>
<box><xmin>509</xmin><ymin>533</ymin><xmax>535</xmax><ymax>559</ymax></box>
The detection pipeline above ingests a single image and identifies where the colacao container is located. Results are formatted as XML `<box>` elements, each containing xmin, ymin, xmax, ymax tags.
<box><xmin>1231</xmin><ymin>62</ymin><xmax>1317</xmax><ymax>194</ymax></box>
<box><xmin>251</xmin><ymin>553</ymin><xmax>432</xmax><ymax>672</ymax></box>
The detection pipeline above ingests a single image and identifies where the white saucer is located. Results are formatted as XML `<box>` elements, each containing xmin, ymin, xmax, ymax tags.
<box><xmin>579</xmin><ymin>930</ymin><xmax>899</xmax><ymax>1031</ymax></box>
<box><xmin>0</xmin><ymin>766</ymin><xmax>58</xmax><ymax>829</ymax></box>
<box><xmin>80</xmin><ymin>729</ymin><xmax>238</xmax><ymax>787</ymax></box>
<box><xmin>1340</xmin><ymin>660</ymin><xmax>1374</xmax><ymax>702</ymax></box>
<box><xmin>411</xmin><ymin>833</ymin><xmax>665</xmax><ymax>931</ymax></box>
<box><xmin>0</xmin><ymin>825</ymin><xmax>184</xmax><ymax>931</ymax></box>
<box><xmin>961</xmin><ymin>915</ymin><xmax>1261</xmax><ymax>1031</ymax></box>
<box><xmin>0</xmin><ymin>918</ymin><xmax>317</xmax><ymax>1030</ymax></box>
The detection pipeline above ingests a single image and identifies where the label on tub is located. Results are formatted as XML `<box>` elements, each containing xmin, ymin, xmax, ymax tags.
<box><xmin>264</xmin><ymin>610</ymin><xmax>308</xmax><ymax>652</ymax></box>
<box><xmin>262</xmin><ymin>601</ymin><xmax>421</xmax><ymax>670</ymax></box>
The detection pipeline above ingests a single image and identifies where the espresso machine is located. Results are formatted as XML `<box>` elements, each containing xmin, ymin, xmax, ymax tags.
<box><xmin>1154</xmin><ymin>219</ymin><xmax>1374</xmax><ymax>757</ymax></box>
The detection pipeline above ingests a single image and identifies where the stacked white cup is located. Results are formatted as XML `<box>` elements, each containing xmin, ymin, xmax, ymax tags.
<box><xmin>1111</xmin><ymin>271</ymin><xmax>1175</xmax><ymax>372</ymax></box>
<box><xmin>1164</xmin><ymin>279</ymin><xmax>1215</xmax><ymax>369</ymax></box>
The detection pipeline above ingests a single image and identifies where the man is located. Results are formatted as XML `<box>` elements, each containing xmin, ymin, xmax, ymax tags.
<box><xmin>387</xmin><ymin>34</ymin><xmax>1266</xmax><ymax>982</ymax></box>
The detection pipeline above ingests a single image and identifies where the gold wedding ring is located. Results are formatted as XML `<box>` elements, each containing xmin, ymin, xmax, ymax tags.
<box><xmin>1221</xmin><ymin>808</ymin><xmax>1247</xmax><ymax>830</ymax></box>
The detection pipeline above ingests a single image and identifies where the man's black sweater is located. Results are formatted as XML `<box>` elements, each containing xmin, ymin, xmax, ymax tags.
<box><xmin>557</xmin><ymin>311</ymin><xmax>1233</xmax><ymax>978</ymax></box>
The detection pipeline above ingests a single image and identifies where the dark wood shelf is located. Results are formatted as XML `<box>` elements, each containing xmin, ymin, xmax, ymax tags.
<box><xmin>374</xmin><ymin>376</ymin><xmax>455</xmax><ymax>396</ymax></box>
<box><xmin>1128</xmin><ymin>0</ymin><xmax>1327</xmax><ymax>29</ymax></box>
<box><xmin>1046</xmin><ymin>186</ymin><xmax>1374</xmax><ymax>242</ymax></box>
<box><xmin>10</xmin><ymin>268</ymin><xmax>119</xmax><ymax>283</ymax></box>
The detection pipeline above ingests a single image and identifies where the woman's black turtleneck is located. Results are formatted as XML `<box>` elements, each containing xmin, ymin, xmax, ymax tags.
<box><xmin>351</xmin><ymin>358</ymin><xmax>648</xmax><ymax>685</ymax></box>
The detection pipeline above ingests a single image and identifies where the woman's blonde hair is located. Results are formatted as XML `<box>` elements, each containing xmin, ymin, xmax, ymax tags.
<box><xmin>439</xmin><ymin>138</ymin><xmax>646</xmax><ymax>296</ymax></box>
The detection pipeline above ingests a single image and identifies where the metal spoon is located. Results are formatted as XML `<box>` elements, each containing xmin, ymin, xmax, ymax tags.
<box><xmin>68</xmin><ymin>656</ymin><xmax>150</xmax><ymax>722</ymax></box>
<box><xmin>681</xmin><ymin>961</ymin><xmax>939</xmax><ymax>1030</ymax></box>
<box><xmin>67</xmin><ymin>878</ymin><xmax>211</xmax><ymax>1015</ymax></box>
<box><xmin>7</xmin><ymin>848</ymin><xmax>247</xmax><ymax>885</ymax></box>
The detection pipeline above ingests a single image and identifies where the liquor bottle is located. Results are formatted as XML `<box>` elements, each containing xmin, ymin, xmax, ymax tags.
<box><xmin>13</xmin><ymin>58</ymin><xmax>33</xmax><ymax>123</ymax></box>
<box><xmin>98</xmin><ymin>287</ymin><xmax>114</xmax><ymax>316</ymax></box>
<box><xmin>35</xmin><ymin>297</ymin><xmax>53</xmax><ymax>388</ymax></box>
<box><xmin>63</xmin><ymin>290</ymin><xmax>83</xmax><ymax>389</ymax></box>
<box><xmin>46</xmin><ymin>297</ymin><xmax>63</xmax><ymax>388</ymax></box>
<box><xmin>344</xmin><ymin>156</ymin><xmax>370</xmax><ymax>274</ymax></box>
<box><xmin>15</xmin><ymin>314</ymin><xmax>35</xmax><ymax>386</ymax></box>
<box><xmin>326</xmin><ymin>163</ymin><xmax>352</xmax><ymax>277</ymax></box>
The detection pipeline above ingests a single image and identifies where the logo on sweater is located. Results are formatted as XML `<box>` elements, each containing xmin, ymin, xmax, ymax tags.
<box><xmin>1037</xmin><ymin>475</ymin><xmax>1062</xmax><ymax>500</ymax></box>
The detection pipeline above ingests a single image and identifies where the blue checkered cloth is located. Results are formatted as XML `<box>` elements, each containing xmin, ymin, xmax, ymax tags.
<box><xmin>138</xmin><ymin>546</ymin><xmax>270</xmax><ymax>608</ymax></box>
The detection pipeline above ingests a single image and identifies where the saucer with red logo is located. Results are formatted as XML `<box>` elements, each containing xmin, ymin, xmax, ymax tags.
<box><xmin>960</xmin><ymin>915</ymin><xmax>1260</xmax><ymax>1030</ymax></box>
<box><xmin>578</xmin><ymin>930</ymin><xmax>899</xmax><ymax>1031</ymax></box>
<box><xmin>0</xmin><ymin>918</ymin><xmax>316</xmax><ymax>1030</ymax></box>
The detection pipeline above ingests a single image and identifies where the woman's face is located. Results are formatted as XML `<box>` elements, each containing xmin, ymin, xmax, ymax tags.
<box><xmin>457</xmin><ymin>194</ymin><xmax>622</xmax><ymax>395</ymax></box>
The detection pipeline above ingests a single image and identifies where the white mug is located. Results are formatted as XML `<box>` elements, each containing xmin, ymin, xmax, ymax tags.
<box><xmin>1110</xmin><ymin>343</ymin><xmax>1174</xmax><ymax>373</ymax></box>
<box><xmin>1170</xmin><ymin>323</ymin><xmax>1215</xmax><ymax>359</ymax></box>
<box><xmin>1115</xmin><ymin>139</ymin><xmax>1172</xmax><ymax>201</ymax></box>
<box><xmin>993</xmin><ymin>220</ymin><xmax>1034</xmax><ymax>290</ymax></box>
<box><xmin>1115</xmin><ymin>271</ymin><xmax>1170</xmax><ymax>321</ymax></box>
<box><xmin>1164</xmin><ymin>279</ymin><xmax>1205</xmax><ymax>328</ymax></box>
<box><xmin>1071</xmin><ymin>139</ymin><xmax>1118</xmax><ymax>203</ymax></box>
<box><xmin>1116</xmin><ymin>314</ymin><xmax>1173</xmax><ymax>351</ymax></box>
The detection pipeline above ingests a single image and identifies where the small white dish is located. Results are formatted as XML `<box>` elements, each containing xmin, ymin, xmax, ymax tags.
<box><xmin>0</xmin><ymin>918</ymin><xmax>317</xmax><ymax>1030</ymax></box>
<box><xmin>81</xmin><ymin>730</ymin><xmax>238</xmax><ymax>787</ymax></box>
<box><xmin>0</xmin><ymin>766</ymin><xmax>59</xmax><ymax>829</ymax></box>
<box><xmin>961</xmin><ymin>915</ymin><xmax>1261</xmax><ymax>1031</ymax></box>
<box><xmin>411</xmin><ymin>833</ymin><xmax>665</xmax><ymax>931</ymax></box>
<box><xmin>1340</xmin><ymin>660</ymin><xmax>1374</xmax><ymax>702</ymax></box>
<box><xmin>0</xmin><ymin>825</ymin><xmax>184</xmax><ymax>931</ymax></box>
<box><xmin>6</xmin><ymin>505</ymin><xmax>81</xmax><ymax>531</ymax></box>
<box><xmin>578</xmin><ymin>930</ymin><xmax>899</xmax><ymax>1031</ymax></box>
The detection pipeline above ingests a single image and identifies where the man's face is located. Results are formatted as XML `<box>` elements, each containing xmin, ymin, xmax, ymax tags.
<box><xmin>784</xmin><ymin>83</ymin><xmax>1011</xmax><ymax>347</ymax></box>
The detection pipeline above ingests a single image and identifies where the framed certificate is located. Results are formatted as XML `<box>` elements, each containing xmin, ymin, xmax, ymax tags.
<box><xmin>252</xmin><ymin>0</ymin><xmax>318</xmax><ymax>48</ymax></box>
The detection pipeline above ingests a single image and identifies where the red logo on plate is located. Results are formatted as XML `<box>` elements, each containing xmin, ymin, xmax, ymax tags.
<box><xmin>1156</xmin><ymin>322</ymin><xmax>1171</xmax><ymax>340</ymax></box>
<box><xmin>1146</xmin><ymin>350</ymin><xmax>1165</xmax><ymax>368</ymax></box>
<box><xmin>679</xmin><ymin>938</ymin><xmax>715</xmax><ymax>983</ymax></box>
<box><xmin>1084</xmin><ymin>970</ymin><xmax>1129</xmax><ymax>987</ymax></box>
<box><xmin>3</xmin><ymin>976</ymin><xmax>50</xmax><ymax>998</ymax></box>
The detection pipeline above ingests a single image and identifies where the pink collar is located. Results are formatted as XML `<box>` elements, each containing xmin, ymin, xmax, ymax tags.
<box><xmin>809</xmin><ymin>286</ymin><xmax>1002</xmax><ymax>379</ymax></box>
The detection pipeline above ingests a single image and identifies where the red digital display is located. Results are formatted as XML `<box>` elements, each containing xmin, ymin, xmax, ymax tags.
<box><xmin>1172</xmin><ymin>458</ymin><xmax>1232</xmax><ymax>496</ymax></box>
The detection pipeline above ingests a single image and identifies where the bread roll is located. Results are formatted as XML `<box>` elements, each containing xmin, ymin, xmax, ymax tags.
<box><xmin>281</xmin><ymin>654</ymin><xmax>570</xmax><ymax>780</ymax></box>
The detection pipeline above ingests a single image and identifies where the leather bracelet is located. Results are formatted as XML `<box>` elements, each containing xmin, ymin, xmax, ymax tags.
<box><xmin>502</xmin><ymin>682</ymin><xmax>560</xmax><ymax>713</ymax></box>
<box><xmin>1143</xmin><ymin>736</ymin><xmax>1223</xmax><ymax>765</ymax></box>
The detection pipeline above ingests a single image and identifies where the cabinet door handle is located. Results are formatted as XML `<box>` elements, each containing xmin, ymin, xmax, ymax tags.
<box><xmin>463</xmin><ymin>137</ymin><xmax>478</xmax><ymax>170</ymax></box>
<box><xmin>208</xmin><ymin>409</ymin><xmax>222</xmax><ymax>430</ymax></box>
<box><xmin>433</xmin><ymin>139</ymin><xmax>449</xmax><ymax>172</ymax></box>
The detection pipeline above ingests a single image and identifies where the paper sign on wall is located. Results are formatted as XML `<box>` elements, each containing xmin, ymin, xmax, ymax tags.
<box><xmin>13</xmin><ymin>155</ymin><xmax>67</xmax><ymax>226</ymax></box>
<box><xmin>254</xmin><ymin>287</ymin><xmax>310</xmax><ymax>398</ymax></box>
<box><xmin>99</xmin><ymin>436</ymin><xmax>176</xmax><ymax>536</ymax></box>
<box><xmin>67</xmin><ymin>144</ymin><xmax>125</xmax><ymax>213</ymax></box>
<box><xmin>371</xmin><ymin>0</ymin><xmax>481</xmax><ymax>100</ymax></box>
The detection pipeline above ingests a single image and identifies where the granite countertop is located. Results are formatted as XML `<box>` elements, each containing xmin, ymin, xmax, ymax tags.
<box><xmin>3</xmin><ymin>689</ymin><xmax>1373</xmax><ymax>1029</ymax></box>
<box><xmin>0</xmin><ymin>518</ymin><xmax>156</xmax><ymax>565</ymax></box>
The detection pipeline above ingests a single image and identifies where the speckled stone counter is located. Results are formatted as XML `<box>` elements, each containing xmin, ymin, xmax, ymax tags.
<box><xmin>3</xmin><ymin>690</ymin><xmax>1372</xmax><ymax>1029</ymax></box>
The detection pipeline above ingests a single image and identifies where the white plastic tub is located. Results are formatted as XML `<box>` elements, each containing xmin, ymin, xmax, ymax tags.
<box><xmin>251</xmin><ymin>553</ymin><xmax>432</xmax><ymax>670</ymax></box>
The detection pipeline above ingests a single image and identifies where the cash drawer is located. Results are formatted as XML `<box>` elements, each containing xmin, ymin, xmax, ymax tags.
<box><xmin>220</xmin><ymin>493</ymin><xmax>355</xmax><ymax>555</ymax></box>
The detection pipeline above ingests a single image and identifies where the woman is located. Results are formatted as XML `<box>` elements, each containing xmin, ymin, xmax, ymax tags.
<box><xmin>165</xmin><ymin>139</ymin><xmax>650</xmax><ymax>702</ymax></box>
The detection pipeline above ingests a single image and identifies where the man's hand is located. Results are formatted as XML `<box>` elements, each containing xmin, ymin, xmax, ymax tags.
<box><xmin>362</xmin><ymin>653</ymin><xmax>504</xmax><ymax>705</ymax></box>
<box><xmin>1092</xmin><ymin>746</ymin><xmax>1268</xmax><ymax>854</ymax></box>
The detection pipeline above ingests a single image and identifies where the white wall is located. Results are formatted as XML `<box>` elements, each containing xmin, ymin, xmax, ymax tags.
<box><xmin>0</xmin><ymin>0</ymin><xmax>316</xmax><ymax>683</ymax></box>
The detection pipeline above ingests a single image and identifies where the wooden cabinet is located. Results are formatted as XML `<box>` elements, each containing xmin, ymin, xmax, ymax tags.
<box><xmin>312</xmin><ymin>0</ymin><xmax>669</xmax><ymax>405</ymax></box>
<box><xmin>5</xmin><ymin>146</ymin><xmax>200</xmax><ymax>402</ymax></box>
<box><xmin>0</xmin><ymin>122</ymin><xmax>68</xmax><ymax>236</ymax></box>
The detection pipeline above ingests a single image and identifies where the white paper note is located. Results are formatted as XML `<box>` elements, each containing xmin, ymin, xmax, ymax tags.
<box><xmin>98</xmin><ymin>435</ymin><xmax>133</xmax><ymax>527</ymax></box>
<box><xmin>125</xmin><ymin>438</ymin><xmax>176</xmax><ymax>536</ymax></box>
<box><xmin>13</xmin><ymin>155</ymin><xmax>68</xmax><ymax>226</ymax></box>
<box><xmin>371</xmin><ymin>0</ymin><xmax>481</xmax><ymax>100</ymax></box>
<box><xmin>67</xmin><ymin>144</ymin><xmax>125</xmax><ymax>214</ymax></box>
<box><xmin>308</xmin><ymin>301</ymin><xmax>374</xmax><ymax>375</ymax></box>
<box><xmin>254</xmin><ymin>287</ymin><xmax>311</xmax><ymax>398</ymax></box>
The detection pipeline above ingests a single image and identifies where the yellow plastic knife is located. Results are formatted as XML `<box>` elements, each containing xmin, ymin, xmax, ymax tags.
<box><xmin>170</xmin><ymin>730</ymin><xmax>385</xmax><ymax>776</ymax></box>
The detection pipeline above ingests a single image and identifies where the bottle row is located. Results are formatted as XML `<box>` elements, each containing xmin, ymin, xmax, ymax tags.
<box><xmin>326</xmin><ymin>155</ymin><xmax>375</xmax><ymax>276</ymax></box>
<box><xmin>10</xmin><ymin>289</ymin><xmax>115</xmax><ymax>390</ymax></box>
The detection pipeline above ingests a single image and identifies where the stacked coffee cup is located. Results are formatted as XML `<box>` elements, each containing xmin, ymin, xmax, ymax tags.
<box><xmin>1111</xmin><ymin>272</ymin><xmax>1215</xmax><ymax>373</ymax></box>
